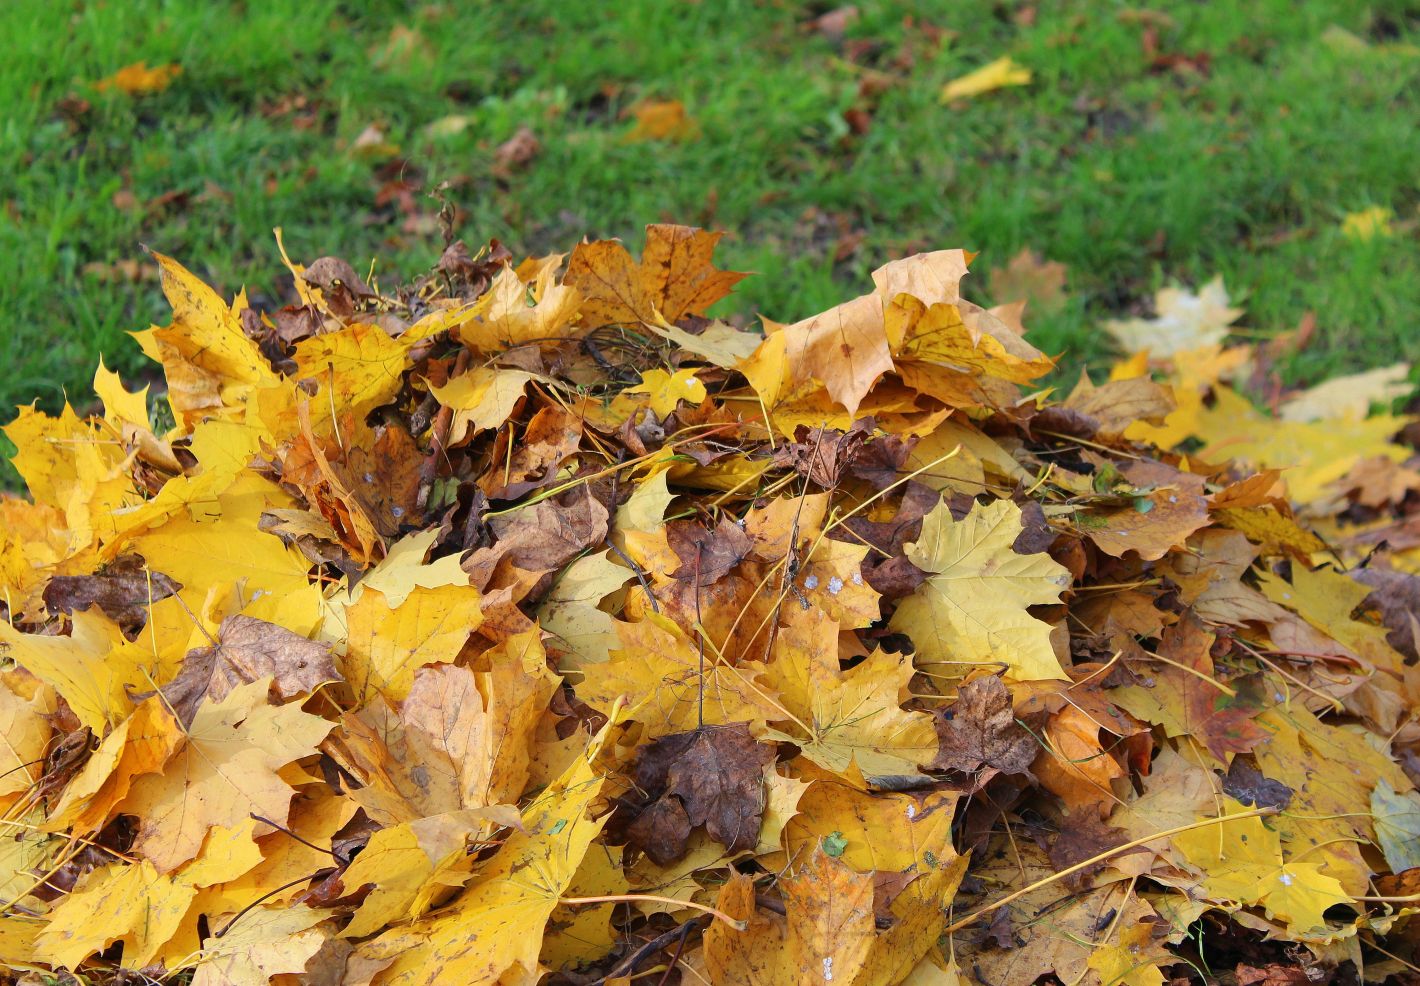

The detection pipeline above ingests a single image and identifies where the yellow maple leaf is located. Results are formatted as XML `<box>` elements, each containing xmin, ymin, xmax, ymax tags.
<box><xmin>46</xmin><ymin>698</ymin><xmax>183</xmax><ymax>833</ymax></box>
<box><xmin>458</xmin><ymin>257</ymin><xmax>583</xmax><ymax>350</ymax></box>
<box><xmin>340</xmin><ymin>583</ymin><xmax>484</xmax><ymax>703</ymax></box>
<box><xmin>133</xmin><ymin>252</ymin><xmax>280</xmax><ymax>430</ymax></box>
<box><xmin>782</xmin><ymin>781</ymin><xmax>958</xmax><ymax>875</ymax></box>
<box><xmin>624</xmin><ymin>98</ymin><xmax>700</xmax><ymax>143</ymax></box>
<box><xmin>338</xmin><ymin>807</ymin><xmax>519</xmax><ymax>938</ymax></box>
<box><xmin>353</xmin><ymin>718</ymin><xmax>617</xmax><ymax>984</ymax></box>
<box><xmin>891</xmin><ymin>497</ymin><xmax>1071</xmax><ymax>680</ymax></box>
<box><xmin>0</xmin><ymin>608</ymin><xmax>139</xmax><ymax>734</ymax></box>
<box><xmin>427</xmin><ymin>367</ymin><xmax>535</xmax><ymax>443</ymax></box>
<box><xmin>579</xmin><ymin>613</ymin><xmax>780</xmax><ymax>738</ymax></box>
<box><xmin>1341</xmin><ymin>205</ymin><xmax>1395</xmax><ymax>241</ymax></box>
<box><xmin>4</xmin><ymin>402</ymin><xmax>139</xmax><ymax>554</ymax></box>
<box><xmin>0</xmin><ymin>681</ymin><xmax>50</xmax><ymax>807</ymax></box>
<box><xmin>886</xmin><ymin>294</ymin><xmax>1053</xmax><ymax>384</ymax></box>
<box><xmin>1175</xmin><ymin>803</ymin><xmax>1349</xmax><ymax>936</ymax></box>
<box><xmin>537</xmin><ymin>549</ymin><xmax>631</xmax><ymax>669</ymax></box>
<box><xmin>34</xmin><ymin>859</ymin><xmax>196</xmax><ymax>970</ymax></box>
<box><xmin>706</xmin><ymin>842</ymin><xmax>968</xmax><ymax>986</ymax></box>
<box><xmin>185</xmin><ymin>904</ymin><xmax>328</xmax><ymax>986</ymax></box>
<box><xmin>121</xmin><ymin>679</ymin><xmax>332</xmax><ymax>872</ymax></box>
<box><xmin>626</xmin><ymin>367</ymin><xmax>709</xmax><ymax>418</ymax></box>
<box><xmin>1191</xmin><ymin>386</ymin><xmax>1408</xmax><ymax>505</ymax></box>
<box><xmin>759</xmin><ymin>610</ymin><xmax>938</xmax><ymax>786</ymax></box>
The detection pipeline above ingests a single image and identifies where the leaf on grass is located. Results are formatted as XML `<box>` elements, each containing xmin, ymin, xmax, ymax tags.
<box><xmin>1105</xmin><ymin>277</ymin><xmax>1243</xmax><ymax>357</ymax></box>
<box><xmin>94</xmin><ymin>61</ymin><xmax>181</xmax><ymax>95</ymax></box>
<box><xmin>940</xmin><ymin>56</ymin><xmax>1031</xmax><ymax>102</ymax></box>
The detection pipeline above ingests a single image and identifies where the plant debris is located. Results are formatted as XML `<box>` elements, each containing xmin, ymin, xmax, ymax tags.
<box><xmin>2</xmin><ymin>225</ymin><xmax>1420</xmax><ymax>985</ymax></box>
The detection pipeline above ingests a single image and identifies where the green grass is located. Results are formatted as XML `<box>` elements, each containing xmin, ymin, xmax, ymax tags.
<box><xmin>2</xmin><ymin>0</ymin><xmax>1418</xmax><ymax>423</ymax></box>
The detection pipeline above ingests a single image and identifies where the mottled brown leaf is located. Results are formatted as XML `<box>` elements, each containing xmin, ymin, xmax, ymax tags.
<box><xmin>930</xmin><ymin>675</ymin><xmax>1035</xmax><ymax>776</ymax></box>
<box><xmin>43</xmin><ymin>561</ymin><xmax>178</xmax><ymax>628</ymax></box>
<box><xmin>159</xmin><ymin>615</ymin><xmax>338</xmax><ymax>725</ymax></box>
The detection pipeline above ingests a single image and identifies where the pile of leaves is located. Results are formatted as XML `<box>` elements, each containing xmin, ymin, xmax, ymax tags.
<box><xmin>4</xmin><ymin>225</ymin><xmax>1420</xmax><ymax>986</ymax></box>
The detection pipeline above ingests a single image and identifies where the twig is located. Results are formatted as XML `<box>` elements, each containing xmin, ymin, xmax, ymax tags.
<box><xmin>595</xmin><ymin>914</ymin><xmax>710</xmax><ymax>985</ymax></box>
<box><xmin>942</xmin><ymin>806</ymin><xmax>1278</xmax><ymax>934</ymax></box>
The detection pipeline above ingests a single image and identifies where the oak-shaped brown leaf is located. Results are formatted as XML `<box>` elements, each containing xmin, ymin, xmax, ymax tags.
<box><xmin>565</xmin><ymin>223</ymin><xmax>747</xmax><ymax>329</ymax></box>
<box><xmin>667</xmin><ymin>517</ymin><xmax>754</xmax><ymax>586</ymax></box>
<box><xmin>625</xmin><ymin>723</ymin><xmax>771</xmax><ymax>864</ymax></box>
<box><xmin>930</xmin><ymin>674</ymin><xmax>1035</xmax><ymax>776</ymax></box>
<box><xmin>159</xmin><ymin>615</ymin><xmax>338</xmax><ymax>726</ymax></box>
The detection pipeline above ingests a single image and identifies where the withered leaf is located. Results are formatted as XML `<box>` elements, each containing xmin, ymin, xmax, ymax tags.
<box><xmin>1222</xmin><ymin>759</ymin><xmax>1294</xmax><ymax>811</ymax></box>
<box><xmin>626</xmin><ymin>723</ymin><xmax>771</xmax><ymax>864</ymax></box>
<box><xmin>771</xmin><ymin>420</ymin><xmax>873</xmax><ymax>489</ymax></box>
<box><xmin>159</xmin><ymin>615</ymin><xmax>338</xmax><ymax>725</ymax></box>
<box><xmin>464</xmin><ymin>486</ymin><xmax>609</xmax><ymax>588</ymax></box>
<box><xmin>43</xmin><ymin>562</ymin><xmax>178</xmax><ymax>629</ymax></box>
<box><xmin>931</xmin><ymin>675</ymin><xmax>1036</xmax><ymax>776</ymax></box>
<box><xmin>667</xmin><ymin>517</ymin><xmax>754</xmax><ymax>586</ymax></box>
<box><xmin>1351</xmin><ymin>567</ymin><xmax>1420</xmax><ymax>662</ymax></box>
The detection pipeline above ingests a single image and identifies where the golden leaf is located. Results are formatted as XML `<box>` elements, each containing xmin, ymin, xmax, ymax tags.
<box><xmin>890</xmin><ymin>498</ymin><xmax>1071</xmax><ymax>681</ymax></box>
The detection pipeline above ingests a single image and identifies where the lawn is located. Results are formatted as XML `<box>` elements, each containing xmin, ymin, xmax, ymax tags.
<box><xmin>2</xmin><ymin>0</ymin><xmax>1417</xmax><ymax>426</ymax></box>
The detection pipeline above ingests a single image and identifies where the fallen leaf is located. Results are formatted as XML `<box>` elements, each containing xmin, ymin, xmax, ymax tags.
<box><xmin>625</xmin><ymin>98</ymin><xmax>700</xmax><ymax>142</ymax></box>
<box><xmin>625</xmin><ymin>723</ymin><xmax>772</xmax><ymax>864</ymax></box>
<box><xmin>565</xmin><ymin>223</ymin><xmax>748</xmax><ymax>328</ymax></box>
<box><xmin>990</xmin><ymin>248</ymin><xmax>1067</xmax><ymax>314</ymax></box>
<box><xmin>159</xmin><ymin>615</ymin><xmax>337</xmax><ymax>725</ymax></box>
<box><xmin>121</xmin><ymin>679</ymin><xmax>333</xmax><ymax>871</ymax></box>
<box><xmin>930</xmin><ymin>674</ymin><xmax>1035</xmax><ymax>776</ymax></box>
<box><xmin>1105</xmin><ymin>276</ymin><xmax>1243</xmax><ymax>356</ymax></box>
<box><xmin>891</xmin><ymin>497</ymin><xmax>1072</xmax><ymax>681</ymax></box>
<box><xmin>94</xmin><ymin>61</ymin><xmax>181</xmax><ymax>95</ymax></box>
<box><xmin>940</xmin><ymin>56</ymin><xmax>1032</xmax><ymax>102</ymax></box>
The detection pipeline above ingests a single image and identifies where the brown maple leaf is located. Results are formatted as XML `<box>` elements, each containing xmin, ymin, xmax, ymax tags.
<box><xmin>667</xmin><ymin>517</ymin><xmax>754</xmax><ymax>586</ymax></box>
<box><xmin>158</xmin><ymin>615</ymin><xmax>339</xmax><ymax>726</ymax></box>
<box><xmin>623</xmin><ymin>723</ymin><xmax>772</xmax><ymax>865</ymax></box>
<box><xmin>930</xmin><ymin>675</ymin><xmax>1036</xmax><ymax>777</ymax></box>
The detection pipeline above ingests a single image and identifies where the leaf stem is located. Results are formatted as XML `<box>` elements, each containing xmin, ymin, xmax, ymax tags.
<box><xmin>942</xmin><ymin>806</ymin><xmax>1278</xmax><ymax>934</ymax></box>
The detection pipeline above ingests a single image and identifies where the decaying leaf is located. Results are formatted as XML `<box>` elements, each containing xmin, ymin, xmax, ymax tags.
<box><xmin>624</xmin><ymin>723</ymin><xmax>772</xmax><ymax>864</ymax></box>
<box><xmin>6</xmin><ymin>228</ymin><xmax>1420</xmax><ymax>986</ymax></box>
